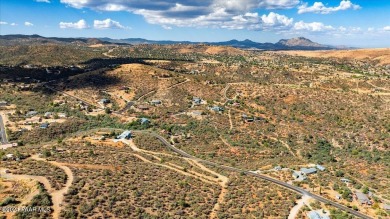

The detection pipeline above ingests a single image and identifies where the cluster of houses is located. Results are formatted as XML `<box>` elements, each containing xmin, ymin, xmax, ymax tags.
<box><xmin>292</xmin><ymin>164</ymin><xmax>326</xmax><ymax>181</ymax></box>
<box><xmin>2</xmin><ymin>152</ymin><xmax>26</xmax><ymax>161</ymax></box>
<box><xmin>23</xmin><ymin>110</ymin><xmax>68</xmax><ymax>129</ymax></box>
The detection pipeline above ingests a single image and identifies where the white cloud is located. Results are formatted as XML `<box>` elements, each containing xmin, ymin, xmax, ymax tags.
<box><xmin>24</xmin><ymin>22</ymin><xmax>34</xmax><ymax>26</ymax></box>
<box><xmin>93</xmin><ymin>19</ymin><xmax>127</xmax><ymax>29</ymax></box>
<box><xmin>59</xmin><ymin>0</ymin><xmax>299</xmax><ymax>30</ymax></box>
<box><xmin>298</xmin><ymin>0</ymin><xmax>361</xmax><ymax>14</ymax></box>
<box><xmin>0</xmin><ymin>21</ymin><xmax>8</xmax><ymax>25</ymax></box>
<box><xmin>10</xmin><ymin>23</ymin><xmax>17</xmax><ymax>26</ymax></box>
<box><xmin>293</xmin><ymin>21</ymin><xmax>334</xmax><ymax>32</ymax></box>
<box><xmin>261</xmin><ymin>12</ymin><xmax>293</xmax><ymax>28</ymax></box>
<box><xmin>35</xmin><ymin>0</ymin><xmax>50</xmax><ymax>3</ymax></box>
<box><xmin>383</xmin><ymin>26</ymin><xmax>390</xmax><ymax>31</ymax></box>
<box><xmin>59</xmin><ymin>19</ymin><xmax>88</xmax><ymax>29</ymax></box>
<box><xmin>258</xmin><ymin>0</ymin><xmax>300</xmax><ymax>9</ymax></box>
<box><xmin>162</xmin><ymin>25</ymin><xmax>172</xmax><ymax>30</ymax></box>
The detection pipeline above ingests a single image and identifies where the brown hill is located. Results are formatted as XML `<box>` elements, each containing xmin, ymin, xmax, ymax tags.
<box><xmin>277</xmin><ymin>48</ymin><xmax>390</xmax><ymax>65</ymax></box>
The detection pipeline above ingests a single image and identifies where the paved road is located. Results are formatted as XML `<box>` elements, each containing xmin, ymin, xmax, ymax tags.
<box><xmin>134</xmin><ymin>130</ymin><xmax>372</xmax><ymax>219</ymax></box>
<box><xmin>0</xmin><ymin>115</ymin><xmax>8</xmax><ymax>144</ymax></box>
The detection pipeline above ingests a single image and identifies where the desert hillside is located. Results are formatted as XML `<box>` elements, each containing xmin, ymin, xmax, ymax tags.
<box><xmin>276</xmin><ymin>48</ymin><xmax>390</xmax><ymax>65</ymax></box>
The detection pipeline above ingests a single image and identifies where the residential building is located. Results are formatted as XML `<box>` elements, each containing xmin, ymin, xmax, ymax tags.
<box><xmin>137</xmin><ymin>105</ymin><xmax>149</xmax><ymax>111</ymax></box>
<box><xmin>140</xmin><ymin>118</ymin><xmax>150</xmax><ymax>125</ymax></box>
<box><xmin>354</xmin><ymin>191</ymin><xmax>372</xmax><ymax>205</ymax></box>
<box><xmin>316</xmin><ymin>164</ymin><xmax>326</xmax><ymax>171</ymax></box>
<box><xmin>26</xmin><ymin>111</ymin><xmax>38</xmax><ymax>117</ymax></box>
<box><xmin>58</xmin><ymin>113</ymin><xmax>67</xmax><ymax>118</ymax></box>
<box><xmin>292</xmin><ymin>171</ymin><xmax>307</xmax><ymax>181</ymax></box>
<box><xmin>301</xmin><ymin>167</ymin><xmax>317</xmax><ymax>175</ymax></box>
<box><xmin>99</xmin><ymin>99</ymin><xmax>110</xmax><ymax>104</ymax></box>
<box><xmin>274</xmin><ymin>166</ymin><xmax>282</xmax><ymax>171</ymax></box>
<box><xmin>340</xmin><ymin>178</ymin><xmax>351</xmax><ymax>183</ymax></box>
<box><xmin>117</xmin><ymin>130</ymin><xmax>132</xmax><ymax>140</ymax></box>
<box><xmin>193</xmin><ymin>97</ymin><xmax>202</xmax><ymax>105</ymax></box>
<box><xmin>306</xmin><ymin>210</ymin><xmax>330</xmax><ymax>219</ymax></box>
<box><xmin>44</xmin><ymin>112</ymin><xmax>52</xmax><ymax>118</ymax></box>
<box><xmin>0</xmin><ymin>101</ymin><xmax>8</xmax><ymax>107</ymax></box>
<box><xmin>210</xmin><ymin>106</ymin><xmax>224</xmax><ymax>112</ymax></box>
<box><xmin>40</xmin><ymin>123</ymin><xmax>49</xmax><ymax>129</ymax></box>
<box><xmin>151</xmin><ymin>100</ymin><xmax>162</xmax><ymax>105</ymax></box>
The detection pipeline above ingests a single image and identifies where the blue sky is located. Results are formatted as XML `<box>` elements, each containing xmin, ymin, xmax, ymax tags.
<box><xmin>1</xmin><ymin>0</ymin><xmax>389</xmax><ymax>47</ymax></box>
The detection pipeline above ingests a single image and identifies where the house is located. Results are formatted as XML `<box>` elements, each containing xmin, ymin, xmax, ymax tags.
<box><xmin>246</xmin><ymin>117</ymin><xmax>254</xmax><ymax>122</ymax></box>
<box><xmin>292</xmin><ymin>171</ymin><xmax>307</xmax><ymax>181</ymax></box>
<box><xmin>255</xmin><ymin>116</ymin><xmax>266</xmax><ymax>121</ymax></box>
<box><xmin>316</xmin><ymin>164</ymin><xmax>326</xmax><ymax>171</ymax></box>
<box><xmin>301</xmin><ymin>167</ymin><xmax>317</xmax><ymax>175</ymax></box>
<box><xmin>0</xmin><ymin>101</ymin><xmax>8</xmax><ymax>107</ymax></box>
<box><xmin>383</xmin><ymin>204</ymin><xmax>390</xmax><ymax>211</ymax></box>
<box><xmin>340</xmin><ymin>178</ymin><xmax>351</xmax><ymax>183</ymax></box>
<box><xmin>306</xmin><ymin>210</ymin><xmax>330</xmax><ymax>219</ymax></box>
<box><xmin>120</xmin><ymin>86</ymin><xmax>129</xmax><ymax>91</ymax></box>
<box><xmin>191</xmin><ymin>111</ymin><xmax>203</xmax><ymax>116</ymax></box>
<box><xmin>335</xmin><ymin>195</ymin><xmax>342</xmax><ymax>200</ymax></box>
<box><xmin>1</xmin><ymin>143</ymin><xmax>18</xmax><ymax>150</ymax></box>
<box><xmin>44</xmin><ymin>112</ymin><xmax>52</xmax><ymax>118</ymax></box>
<box><xmin>5</xmin><ymin>154</ymin><xmax>14</xmax><ymax>159</ymax></box>
<box><xmin>354</xmin><ymin>191</ymin><xmax>372</xmax><ymax>205</ymax></box>
<box><xmin>40</xmin><ymin>123</ymin><xmax>49</xmax><ymax>129</ymax></box>
<box><xmin>274</xmin><ymin>166</ymin><xmax>282</xmax><ymax>171</ymax></box>
<box><xmin>137</xmin><ymin>105</ymin><xmax>149</xmax><ymax>111</ymax></box>
<box><xmin>210</xmin><ymin>106</ymin><xmax>224</xmax><ymax>112</ymax></box>
<box><xmin>241</xmin><ymin>114</ymin><xmax>255</xmax><ymax>122</ymax></box>
<box><xmin>58</xmin><ymin>113</ymin><xmax>67</xmax><ymax>118</ymax></box>
<box><xmin>117</xmin><ymin>130</ymin><xmax>132</xmax><ymax>140</ymax></box>
<box><xmin>26</xmin><ymin>111</ymin><xmax>38</xmax><ymax>117</ymax></box>
<box><xmin>99</xmin><ymin>99</ymin><xmax>110</xmax><ymax>104</ymax></box>
<box><xmin>193</xmin><ymin>97</ymin><xmax>203</xmax><ymax>105</ymax></box>
<box><xmin>140</xmin><ymin>118</ymin><xmax>150</xmax><ymax>125</ymax></box>
<box><xmin>151</xmin><ymin>100</ymin><xmax>162</xmax><ymax>105</ymax></box>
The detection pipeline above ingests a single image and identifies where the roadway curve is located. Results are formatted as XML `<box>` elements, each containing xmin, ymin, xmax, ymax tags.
<box><xmin>133</xmin><ymin>130</ymin><xmax>372</xmax><ymax>219</ymax></box>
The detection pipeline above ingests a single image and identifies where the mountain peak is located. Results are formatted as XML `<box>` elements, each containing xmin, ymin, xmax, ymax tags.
<box><xmin>276</xmin><ymin>37</ymin><xmax>325</xmax><ymax>48</ymax></box>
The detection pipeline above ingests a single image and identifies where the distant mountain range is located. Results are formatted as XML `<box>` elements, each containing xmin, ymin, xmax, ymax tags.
<box><xmin>0</xmin><ymin>34</ymin><xmax>347</xmax><ymax>50</ymax></box>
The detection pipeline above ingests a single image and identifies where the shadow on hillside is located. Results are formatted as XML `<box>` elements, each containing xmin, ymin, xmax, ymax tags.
<box><xmin>80</xmin><ymin>57</ymin><xmax>149</xmax><ymax>68</ymax></box>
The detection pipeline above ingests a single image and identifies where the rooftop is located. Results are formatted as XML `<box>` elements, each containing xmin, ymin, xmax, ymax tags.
<box><xmin>301</xmin><ymin>167</ymin><xmax>317</xmax><ymax>175</ymax></box>
<box><xmin>307</xmin><ymin>210</ymin><xmax>330</xmax><ymax>219</ymax></box>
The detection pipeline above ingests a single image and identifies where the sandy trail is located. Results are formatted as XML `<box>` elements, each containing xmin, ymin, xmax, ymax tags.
<box><xmin>188</xmin><ymin>160</ymin><xmax>229</xmax><ymax>219</ymax></box>
<box><xmin>228</xmin><ymin>109</ymin><xmax>233</xmax><ymax>130</ymax></box>
<box><xmin>288</xmin><ymin>195</ymin><xmax>312</xmax><ymax>219</ymax></box>
<box><xmin>30</xmin><ymin>155</ymin><xmax>74</xmax><ymax>219</ymax></box>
